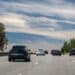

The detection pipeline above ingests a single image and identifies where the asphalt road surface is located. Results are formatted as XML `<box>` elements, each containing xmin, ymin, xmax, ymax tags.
<box><xmin>0</xmin><ymin>54</ymin><xmax>75</xmax><ymax>75</ymax></box>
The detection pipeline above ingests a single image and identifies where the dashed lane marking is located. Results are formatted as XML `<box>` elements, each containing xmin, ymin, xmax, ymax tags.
<box><xmin>18</xmin><ymin>73</ymin><xmax>22</xmax><ymax>75</ymax></box>
<box><xmin>72</xmin><ymin>60</ymin><xmax>75</xmax><ymax>62</ymax></box>
<box><xmin>35</xmin><ymin>62</ymin><xmax>39</xmax><ymax>65</ymax></box>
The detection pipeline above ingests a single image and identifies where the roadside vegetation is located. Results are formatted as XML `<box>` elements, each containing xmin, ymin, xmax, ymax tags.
<box><xmin>61</xmin><ymin>38</ymin><xmax>75</xmax><ymax>54</ymax></box>
<box><xmin>0</xmin><ymin>23</ymin><xmax>8</xmax><ymax>52</ymax></box>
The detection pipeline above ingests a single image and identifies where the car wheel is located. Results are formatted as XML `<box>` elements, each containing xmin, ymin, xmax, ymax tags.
<box><xmin>59</xmin><ymin>54</ymin><xmax>61</xmax><ymax>56</ymax></box>
<box><xmin>69</xmin><ymin>54</ymin><xmax>71</xmax><ymax>56</ymax></box>
<box><xmin>36</xmin><ymin>54</ymin><xmax>38</xmax><ymax>56</ymax></box>
<box><xmin>12</xmin><ymin>59</ymin><xmax>15</xmax><ymax>62</ymax></box>
<box><xmin>8</xmin><ymin>58</ymin><xmax>11</xmax><ymax>62</ymax></box>
<box><xmin>25</xmin><ymin>58</ymin><xmax>30</xmax><ymax>62</ymax></box>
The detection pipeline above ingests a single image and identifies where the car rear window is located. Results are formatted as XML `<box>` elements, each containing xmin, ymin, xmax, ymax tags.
<box><xmin>12</xmin><ymin>49</ymin><xmax>24</xmax><ymax>53</ymax></box>
<box><xmin>13</xmin><ymin>46</ymin><xmax>25</xmax><ymax>49</ymax></box>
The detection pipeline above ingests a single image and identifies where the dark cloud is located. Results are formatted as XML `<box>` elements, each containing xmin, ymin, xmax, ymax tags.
<box><xmin>65</xmin><ymin>0</ymin><xmax>75</xmax><ymax>4</ymax></box>
<box><xmin>0</xmin><ymin>0</ymin><xmax>75</xmax><ymax>44</ymax></box>
<box><xmin>7</xmin><ymin>32</ymin><xmax>63</xmax><ymax>44</ymax></box>
<box><xmin>0</xmin><ymin>0</ymin><xmax>50</xmax><ymax>5</ymax></box>
<box><xmin>57</xmin><ymin>22</ymin><xmax>75</xmax><ymax>30</ymax></box>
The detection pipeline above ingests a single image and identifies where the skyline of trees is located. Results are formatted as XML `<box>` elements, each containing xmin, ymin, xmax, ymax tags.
<box><xmin>61</xmin><ymin>38</ymin><xmax>75</xmax><ymax>54</ymax></box>
<box><xmin>0</xmin><ymin>23</ymin><xmax>8</xmax><ymax>52</ymax></box>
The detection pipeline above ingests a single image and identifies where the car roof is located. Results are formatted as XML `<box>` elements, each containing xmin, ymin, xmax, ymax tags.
<box><xmin>51</xmin><ymin>50</ymin><xmax>60</xmax><ymax>51</ymax></box>
<box><xmin>13</xmin><ymin>45</ymin><xmax>26</xmax><ymax>48</ymax></box>
<box><xmin>38</xmin><ymin>49</ymin><xmax>43</xmax><ymax>50</ymax></box>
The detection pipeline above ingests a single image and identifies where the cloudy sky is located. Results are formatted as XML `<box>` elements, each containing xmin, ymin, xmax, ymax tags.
<box><xmin>0</xmin><ymin>0</ymin><xmax>75</xmax><ymax>50</ymax></box>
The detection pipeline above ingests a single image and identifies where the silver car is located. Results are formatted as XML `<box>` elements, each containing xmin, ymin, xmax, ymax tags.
<box><xmin>36</xmin><ymin>49</ymin><xmax>45</xmax><ymax>56</ymax></box>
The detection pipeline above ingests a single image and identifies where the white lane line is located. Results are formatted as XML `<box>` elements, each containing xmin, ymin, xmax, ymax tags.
<box><xmin>18</xmin><ymin>73</ymin><xmax>22</xmax><ymax>75</ymax></box>
<box><xmin>72</xmin><ymin>60</ymin><xmax>75</xmax><ymax>62</ymax></box>
<box><xmin>35</xmin><ymin>62</ymin><xmax>39</xmax><ymax>65</ymax></box>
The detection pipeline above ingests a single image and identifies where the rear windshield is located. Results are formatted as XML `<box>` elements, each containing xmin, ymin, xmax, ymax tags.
<box><xmin>13</xmin><ymin>46</ymin><xmax>25</xmax><ymax>49</ymax></box>
<box><xmin>12</xmin><ymin>49</ymin><xmax>24</xmax><ymax>53</ymax></box>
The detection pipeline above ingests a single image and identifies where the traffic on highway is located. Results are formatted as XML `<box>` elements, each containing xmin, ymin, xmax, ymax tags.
<box><xmin>0</xmin><ymin>44</ymin><xmax>75</xmax><ymax>75</ymax></box>
<box><xmin>0</xmin><ymin>0</ymin><xmax>75</xmax><ymax>75</ymax></box>
<box><xmin>6</xmin><ymin>45</ymin><xmax>75</xmax><ymax>63</ymax></box>
<box><xmin>0</xmin><ymin>51</ymin><xmax>75</xmax><ymax>75</ymax></box>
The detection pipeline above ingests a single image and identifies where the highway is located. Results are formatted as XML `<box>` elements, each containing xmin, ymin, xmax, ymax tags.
<box><xmin>0</xmin><ymin>54</ymin><xmax>75</xmax><ymax>75</ymax></box>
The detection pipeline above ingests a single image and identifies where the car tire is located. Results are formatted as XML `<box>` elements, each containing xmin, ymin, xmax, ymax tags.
<box><xmin>36</xmin><ymin>54</ymin><xmax>38</xmax><ymax>56</ymax></box>
<box><xmin>8</xmin><ymin>58</ymin><xmax>11</xmax><ymax>62</ymax></box>
<box><xmin>59</xmin><ymin>54</ymin><xmax>61</xmax><ymax>56</ymax></box>
<box><xmin>69</xmin><ymin>54</ymin><xmax>71</xmax><ymax>56</ymax></box>
<box><xmin>25</xmin><ymin>58</ymin><xmax>30</xmax><ymax>62</ymax></box>
<box><xmin>12</xmin><ymin>59</ymin><xmax>15</xmax><ymax>62</ymax></box>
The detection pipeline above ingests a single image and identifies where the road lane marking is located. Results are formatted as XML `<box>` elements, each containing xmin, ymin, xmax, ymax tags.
<box><xmin>35</xmin><ymin>62</ymin><xmax>39</xmax><ymax>65</ymax></box>
<box><xmin>72</xmin><ymin>60</ymin><xmax>75</xmax><ymax>62</ymax></box>
<box><xmin>18</xmin><ymin>73</ymin><xmax>22</xmax><ymax>75</ymax></box>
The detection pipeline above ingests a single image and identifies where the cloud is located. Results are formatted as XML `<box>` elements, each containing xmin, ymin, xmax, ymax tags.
<box><xmin>0</xmin><ymin>1</ymin><xmax>75</xmax><ymax>19</ymax></box>
<box><xmin>0</xmin><ymin>13</ymin><xmax>29</xmax><ymax>32</ymax></box>
<box><xmin>0</xmin><ymin>0</ymin><xmax>75</xmax><ymax>41</ymax></box>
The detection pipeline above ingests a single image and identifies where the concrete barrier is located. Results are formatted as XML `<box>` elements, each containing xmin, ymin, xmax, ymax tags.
<box><xmin>0</xmin><ymin>52</ymin><xmax>8</xmax><ymax>56</ymax></box>
<box><xmin>0</xmin><ymin>52</ymin><xmax>36</xmax><ymax>56</ymax></box>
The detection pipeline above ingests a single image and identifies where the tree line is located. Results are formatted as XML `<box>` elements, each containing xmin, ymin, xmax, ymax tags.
<box><xmin>0</xmin><ymin>23</ymin><xmax>8</xmax><ymax>52</ymax></box>
<box><xmin>0</xmin><ymin>22</ymin><xmax>75</xmax><ymax>53</ymax></box>
<box><xmin>61</xmin><ymin>38</ymin><xmax>75</xmax><ymax>54</ymax></box>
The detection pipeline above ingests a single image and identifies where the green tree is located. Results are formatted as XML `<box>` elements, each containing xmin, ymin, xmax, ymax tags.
<box><xmin>70</xmin><ymin>38</ymin><xmax>75</xmax><ymax>48</ymax></box>
<box><xmin>0</xmin><ymin>23</ymin><xmax>8</xmax><ymax>52</ymax></box>
<box><xmin>61</xmin><ymin>38</ymin><xmax>75</xmax><ymax>54</ymax></box>
<box><xmin>61</xmin><ymin>41</ymin><xmax>70</xmax><ymax>54</ymax></box>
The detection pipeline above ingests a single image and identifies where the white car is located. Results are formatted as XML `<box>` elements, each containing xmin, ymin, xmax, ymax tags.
<box><xmin>36</xmin><ymin>49</ymin><xmax>45</xmax><ymax>56</ymax></box>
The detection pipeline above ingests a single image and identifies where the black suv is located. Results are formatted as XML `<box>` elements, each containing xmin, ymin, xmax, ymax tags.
<box><xmin>51</xmin><ymin>50</ymin><xmax>61</xmax><ymax>56</ymax></box>
<box><xmin>8</xmin><ymin>45</ymin><xmax>30</xmax><ymax>62</ymax></box>
<box><xmin>69</xmin><ymin>48</ymin><xmax>75</xmax><ymax>56</ymax></box>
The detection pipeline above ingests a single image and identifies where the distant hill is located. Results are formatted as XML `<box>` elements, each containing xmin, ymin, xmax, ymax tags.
<box><xmin>5</xmin><ymin>32</ymin><xmax>63</xmax><ymax>51</ymax></box>
<box><xmin>6</xmin><ymin>32</ymin><xmax>63</xmax><ymax>44</ymax></box>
